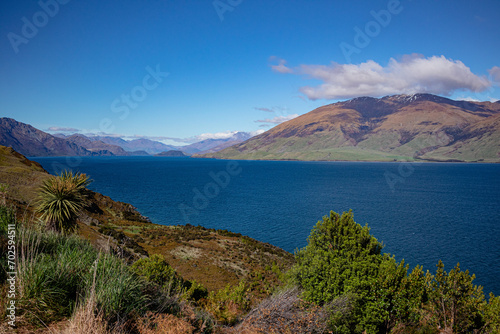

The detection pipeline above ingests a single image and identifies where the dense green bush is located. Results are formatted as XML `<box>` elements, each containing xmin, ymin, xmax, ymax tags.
<box><xmin>290</xmin><ymin>210</ymin><xmax>391</xmax><ymax>332</ymax></box>
<box><xmin>131</xmin><ymin>254</ymin><xmax>184</xmax><ymax>294</ymax></box>
<box><xmin>205</xmin><ymin>281</ymin><xmax>251</xmax><ymax>325</ymax></box>
<box><xmin>290</xmin><ymin>210</ymin><xmax>500</xmax><ymax>334</ymax></box>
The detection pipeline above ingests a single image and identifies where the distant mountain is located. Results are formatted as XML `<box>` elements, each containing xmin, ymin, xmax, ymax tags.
<box><xmin>154</xmin><ymin>150</ymin><xmax>188</xmax><ymax>157</ymax></box>
<box><xmin>64</xmin><ymin>134</ymin><xmax>130</xmax><ymax>156</ymax></box>
<box><xmin>181</xmin><ymin>132</ymin><xmax>252</xmax><ymax>154</ymax></box>
<box><xmin>0</xmin><ymin>118</ymin><xmax>99</xmax><ymax>157</ymax></box>
<box><xmin>92</xmin><ymin>136</ymin><xmax>176</xmax><ymax>155</ymax></box>
<box><xmin>199</xmin><ymin>94</ymin><xmax>500</xmax><ymax>162</ymax></box>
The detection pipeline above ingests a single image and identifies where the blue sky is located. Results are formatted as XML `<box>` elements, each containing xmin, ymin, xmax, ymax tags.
<box><xmin>1</xmin><ymin>0</ymin><xmax>499</xmax><ymax>145</ymax></box>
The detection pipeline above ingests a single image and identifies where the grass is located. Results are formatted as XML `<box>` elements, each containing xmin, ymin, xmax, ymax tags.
<box><xmin>0</xmin><ymin>205</ymin><xmax>181</xmax><ymax>331</ymax></box>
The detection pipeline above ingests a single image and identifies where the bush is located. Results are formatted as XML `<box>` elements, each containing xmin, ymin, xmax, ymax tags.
<box><xmin>131</xmin><ymin>254</ymin><xmax>184</xmax><ymax>294</ymax></box>
<box><xmin>290</xmin><ymin>210</ymin><xmax>390</xmax><ymax>333</ymax></box>
<box><xmin>204</xmin><ymin>281</ymin><xmax>251</xmax><ymax>325</ymax></box>
<box><xmin>426</xmin><ymin>261</ymin><xmax>486</xmax><ymax>333</ymax></box>
<box><xmin>183</xmin><ymin>279</ymin><xmax>209</xmax><ymax>303</ymax></box>
<box><xmin>290</xmin><ymin>209</ymin><xmax>500</xmax><ymax>334</ymax></box>
<box><xmin>483</xmin><ymin>293</ymin><xmax>500</xmax><ymax>333</ymax></box>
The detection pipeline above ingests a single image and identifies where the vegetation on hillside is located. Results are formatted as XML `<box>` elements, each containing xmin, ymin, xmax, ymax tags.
<box><xmin>287</xmin><ymin>210</ymin><xmax>500</xmax><ymax>333</ymax></box>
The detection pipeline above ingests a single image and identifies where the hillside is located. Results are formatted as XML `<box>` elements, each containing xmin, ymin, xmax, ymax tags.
<box><xmin>0</xmin><ymin>145</ymin><xmax>293</xmax><ymax>293</ymax></box>
<box><xmin>0</xmin><ymin>118</ymin><xmax>99</xmax><ymax>157</ymax></box>
<box><xmin>200</xmin><ymin>94</ymin><xmax>500</xmax><ymax>162</ymax></box>
<box><xmin>182</xmin><ymin>132</ymin><xmax>252</xmax><ymax>154</ymax></box>
<box><xmin>155</xmin><ymin>150</ymin><xmax>188</xmax><ymax>157</ymax></box>
<box><xmin>63</xmin><ymin>134</ymin><xmax>130</xmax><ymax>156</ymax></box>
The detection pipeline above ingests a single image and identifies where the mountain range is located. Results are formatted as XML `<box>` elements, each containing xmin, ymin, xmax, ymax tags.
<box><xmin>3</xmin><ymin>94</ymin><xmax>500</xmax><ymax>161</ymax></box>
<box><xmin>0</xmin><ymin>118</ymin><xmax>252</xmax><ymax>157</ymax></box>
<box><xmin>199</xmin><ymin>94</ymin><xmax>500</xmax><ymax>162</ymax></box>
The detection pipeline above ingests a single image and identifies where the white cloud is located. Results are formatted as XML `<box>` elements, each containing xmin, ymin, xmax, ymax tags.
<box><xmin>255</xmin><ymin>114</ymin><xmax>299</xmax><ymax>127</ymax></box>
<box><xmin>254</xmin><ymin>106</ymin><xmax>288</xmax><ymax>113</ymax></box>
<box><xmin>274</xmin><ymin>55</ymin><xmax>492</xmax><ymax>100</ymax></box>
<box><xmin>489</xmin><ymin>66</ymin><xmax>500</xmax><ymax>84</ymax></box>
<box><xmin>47</xmin><ymin>126</ymin><xmax>80</xmax><ymax>132</ymax></box>
<box><xmin>269</xmin><ymin>57</ymin><xmax>293</xmax><ymax>74</ymax></box>
<box><xmin>457</xmin><ymin>96</ymin><xmax>480</xmax><ymax>102</ymax></box>
<box><xmin>196</xmin><ymin>131</ymin><xmax>240</xmax><ymax>141</ymax></box>
<box><xmin>250</xmin><ymin>129</ymin><xmax>266</xmax><ymax>136</ymax></box>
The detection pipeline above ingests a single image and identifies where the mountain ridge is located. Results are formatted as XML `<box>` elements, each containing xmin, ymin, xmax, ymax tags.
<box><xmin>198</xmin><ymin>94</ymin><xmax>500</xmax><ymax>162</ymax></box>
<box><xmin>0</xmin><ymin>119</ymin><xmax>254</xmax><ymax>157</ymax></box>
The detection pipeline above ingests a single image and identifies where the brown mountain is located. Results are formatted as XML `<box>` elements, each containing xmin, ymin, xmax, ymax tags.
<box><xmin>64</xmin><ymin>134</ymin><xmax>130</xmax><ymax>156</ymax></box>
<box><xmin>0</xmin><ymin>118</ymin><xmax>99</xmax><ymax>157</ymax></box>
<box><xmin>200</xmin><ymin>94</ymin><xmax>500</xmax><ymax>162</ymax></box>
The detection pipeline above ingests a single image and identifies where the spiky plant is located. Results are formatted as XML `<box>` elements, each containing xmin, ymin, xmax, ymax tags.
<box><xmin>36</xmin><ymin>171</ymin><xmax>92</xmax><ymax>233</ymax></box>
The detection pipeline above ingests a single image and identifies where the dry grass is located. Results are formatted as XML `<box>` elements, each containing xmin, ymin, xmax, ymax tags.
<box><xmin>136</xmin><ymin>312</ymin><xmax>195</xmax><ymax>334</ymax></box>
<box><xmin>230</xmin><ymin>286</ymin><xmax>329</xmax><ymax>334</ymax></box>
<box><xmin>64</xmin><ymin>255</ymin><xmax>110</xmax><ymax>334</ymax></box>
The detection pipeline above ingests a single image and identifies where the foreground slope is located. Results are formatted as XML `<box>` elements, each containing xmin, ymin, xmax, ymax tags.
<box><xmin>201</xmin><ymin>94</ymin><xmax>500</xmax><ymax>162</ymax></box>
<box><xmin>0</xmin><ymin>145</ymin><xmax>293</xmax><ymax>292</ymax></box>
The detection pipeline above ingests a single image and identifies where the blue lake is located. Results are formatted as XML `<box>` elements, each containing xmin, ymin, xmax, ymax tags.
<box><xmin>33</xmin><ymin>156</ymin><xmax>500</xmax><ymax>295</ymax></box>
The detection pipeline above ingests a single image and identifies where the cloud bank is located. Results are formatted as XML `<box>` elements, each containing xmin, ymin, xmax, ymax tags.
<box><xmin>273</xmin><ymin>55</ymin><xmax>492</xmax><ymax>100</ymax></box>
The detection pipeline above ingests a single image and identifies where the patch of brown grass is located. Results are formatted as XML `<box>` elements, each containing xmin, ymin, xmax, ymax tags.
<box><xmin>136</xmin><ymin>312</ymin><xmax>194</xmax><ymax>334</ymax></box>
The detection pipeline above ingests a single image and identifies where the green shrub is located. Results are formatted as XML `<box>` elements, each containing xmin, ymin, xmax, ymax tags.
<box><xmin>290</xmin><ymin>209</ymin><xmax>499</xmax><ymax>334</ymax></box>
<box><xmin>483</xmin><ymin>293</ymin><xmax>500</xmax><ymax>333</ymax></box>
<box><xmin>131</xmin><ymin>254</ymin><xmax>184</xmax><ymax>294</ymax></box>
<box><xmin>205</xmin><ymin>281</ymin><xmax>251</xmax><ymax>325</ymax></box>
<box><xmin>290</xmin><ymin>210</ymin><xmax>390</xmax><ymax>332</ymax></box>
<box><xmin>183</xmin><ymin>279</ymin><xmax>209</xmax><ymax>302</ymax></box>
<box><xmin>426</xmin><ymin>261</ymin><xmax>486</xmax><ymax>333</ymax></box>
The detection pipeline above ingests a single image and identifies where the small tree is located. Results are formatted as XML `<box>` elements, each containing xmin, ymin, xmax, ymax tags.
<box><xmin>36</xmin><ymin>171</ymin><xmax>91</xmax><ymax>233</ymax></box>
<box><xmin>290</xmin><ymin>210</ymin><xmax>388</xmax><ymax>333</ymax></box>
<box><xmin>428</xmin><ymin>261</ymin><xmax>486</xmax><ymax>333</ymax></box>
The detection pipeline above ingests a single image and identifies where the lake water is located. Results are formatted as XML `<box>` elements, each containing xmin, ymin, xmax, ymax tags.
<box><xmin>33</xmin><ymin>156</ymin><xmax>500</xmax><ymax>296</ymax></box>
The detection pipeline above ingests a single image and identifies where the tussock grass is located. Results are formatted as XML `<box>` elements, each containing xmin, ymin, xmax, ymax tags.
<box><xmin>0</xmin><ymin>205</ymin><xmax>176</xmax><ymax>330</ymax></box>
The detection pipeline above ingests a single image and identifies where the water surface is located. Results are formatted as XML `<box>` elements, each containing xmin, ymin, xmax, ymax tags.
<box><xmin>33</xmin><ymin>156</ymin><xmax>500</xmax><ymax>295</ymax></box>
